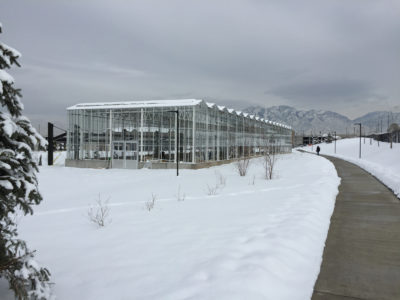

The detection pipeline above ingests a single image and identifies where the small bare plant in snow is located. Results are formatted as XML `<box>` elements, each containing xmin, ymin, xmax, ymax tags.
<box><xmin>146</xmin><ymin>193</ymin><xmax>157</xmax><ymax>211</ymax></box>
<box><xmin>176</xmin><ymin>185</ymin><xmax>186</xmax><ymax>201</ymax></box>
<box><xmin>264</xmin><ymin>151</ymin><xmax>277</xmax><ymax>180</ymax></box>
<box><xmin>249</xmin><ymin>174</ymin><xmax>256</xmax><ymax>185</ymax></box>
<box><xmin>206</xmin><ymin>183</ymin><xmax>219</xmax><ymax>195</ymax></box>
<box><xmin>215</xmin><ymin>171</ymin><xmax>227</xmax><ymax>188</ymax></box>
<box><xmin>236</xmin><ymin>157</ymin><xmax>250</xmax><ymax>176</ymax></box>
<box><xmin>88</xmin><ymin>194</ymin><xmax>111</xmax><ymax>227</ymax></box>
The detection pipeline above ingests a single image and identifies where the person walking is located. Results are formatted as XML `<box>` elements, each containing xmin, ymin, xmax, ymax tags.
<box><xmin>316</xmin><ymin>146</ymin><xmax>321</xmax><ymax>155</ymax></box>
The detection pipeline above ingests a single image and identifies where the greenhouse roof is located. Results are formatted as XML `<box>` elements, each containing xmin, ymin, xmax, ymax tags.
<box><xmin>67</xmin><ymin>99</ymin><xmax>292</xmax><ymax>129</ymax></box>
<box><xmin>67</xmin><ymin>99</ymin><xmax>203</xmax><ymax>110</ymax></box>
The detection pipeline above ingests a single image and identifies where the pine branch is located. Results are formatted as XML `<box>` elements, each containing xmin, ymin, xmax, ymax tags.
<box><xmin>0</xmin><ymin>250</ymin><xmax>36</xmax><ymax>272</ymax></box>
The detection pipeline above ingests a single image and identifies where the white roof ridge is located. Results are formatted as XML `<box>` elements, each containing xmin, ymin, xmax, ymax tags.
<box><xmin>206</xmin><ymin>102</ymin><xmax>216</xmax><ymax>108</ymax></box>
<box><xmin>67</xmin><ymin>99</ymin><xmax>203</xmax><ymax>110</ymax></box>
<box><xmin>67</xmin><ymin>99</ymin><xmax>290</xmax><ymax>129</ymax></box>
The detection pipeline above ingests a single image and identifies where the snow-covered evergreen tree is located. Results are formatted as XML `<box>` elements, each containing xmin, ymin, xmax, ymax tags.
<box><xmin>0</xmin><ymin>23</ymin><xmax>52</xmax><ymax>299</ymax></box>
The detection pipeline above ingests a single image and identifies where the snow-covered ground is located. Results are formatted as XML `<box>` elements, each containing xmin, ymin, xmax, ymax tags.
<box><xmin>300</xmin><ymin>138</ymin><xmax>400</xmax><ymax>197</ymax></box>
<box><xmin>3</xmin><ymin>152</ymin><xmax>340</xmax><ymax>300</ymax></box>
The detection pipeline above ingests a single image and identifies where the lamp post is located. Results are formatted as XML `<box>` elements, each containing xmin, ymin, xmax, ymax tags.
<box><xmin>354</xmin><ymin>123</ymin><xmax>362</xmax><ymax>158</ymax></box>
<box><xmin>311</xmin><ymin>130</ymin><xmax>314</xmax><ymax>151</ymax></box>
<box><xmin>168</xmin><ymin>109</ymin><xmax>179</xmax><ymax>176</ymax></box>
<box><xmin>334</xmin><ymin>131</ymin><xmax>336</xmax><ymax>154</ymax></box>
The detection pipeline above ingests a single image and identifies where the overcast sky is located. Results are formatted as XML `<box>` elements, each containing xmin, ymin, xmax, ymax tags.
<box><xmin>1</xmin><ymin>0</ymin><xmax>400</xmax><ymax>129</ymax></box>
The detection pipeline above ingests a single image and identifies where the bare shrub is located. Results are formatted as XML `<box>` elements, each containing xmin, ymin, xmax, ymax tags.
<box><xmin>176</xmin><ymin>185</ymin><xmax>186</xmax><ymax>201</ymax></box>
<box><xmin>215</xmin><ymin>171</ymin><xmax>227</xmax><ymax>187</ymax></box>
<box><xmin>249</xmin><ymin>174</ymin><xmax>256</xmax><ymax>185</ymax></box>
<box><xmin>236</xmin><ymin>157</ymin><xmax>250</xmax><ymax>176</ymax></box>
<box><xmin>264</xmin><ymin>151</ymin><xmax>277</xmax><ymax>180</ymax></box>
<box><xmin>88</xmin><ymin>194</ymin><xmax>111</xmax><ymax>227</ymax></box>
<box><xmin>206</xmin><ymin>183</ymin><xmax>219</xmax><ymax>195</ymax></box>
<box><xmin>146</xmin><ymin>193</ymin><xmax>157</xmax><ymax>211</ymax></box>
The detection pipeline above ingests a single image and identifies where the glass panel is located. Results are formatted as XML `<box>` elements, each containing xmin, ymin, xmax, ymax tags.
<box><xmin>125</xmin><ymin>142</ymin><xmax>138</xmax><ymax>161</ymax></box>
<box><xmin>133</xmin><ymin>143</ymin><xmax>137</xmax><ymax>160</ymax></box>
<box><xmin>113</xmin><ymin>142</ymin><xmax>123</xmax><ymax>159</ymax></box>
<box><xmin>125</xmin><ymin>143</ymin><xmax>133</xmax><ymax>160</ymax></box>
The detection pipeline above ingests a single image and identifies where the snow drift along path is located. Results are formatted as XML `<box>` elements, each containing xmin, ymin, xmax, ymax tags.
<box><xmin>300</xmin><ymin>138</ymin><xmax>400</xmax><ymax>197</ymax></box>
<box><xmin>9</xmin><ymin>152</ymin><xmax>339</xmax><ymax>300</ymax></box>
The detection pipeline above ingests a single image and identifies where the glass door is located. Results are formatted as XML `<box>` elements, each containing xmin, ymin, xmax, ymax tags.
<box><xmin>112</xmin><ymin>142</ymin><xmax>124</xmax><ymax>168</ymax></box>
<box><xmin>125</xmin><ymin>142</ymin><xmax>138</xmax><ymax>169</ymax></box>
<box><xmin>112</xmin><ymin>141</ymin><xmax>138</xmax><ymax>169</ymax></box>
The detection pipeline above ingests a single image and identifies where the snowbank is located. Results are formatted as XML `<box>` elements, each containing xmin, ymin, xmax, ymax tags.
<box><xmin>4</xmin><ymin>152</ymin><xmax>339</xmax><ymax>300</ymax></box>
<box><xmin>300</xmin><ymin>138</ymin><xmax>400</xmax><ymax>197</ymax></box>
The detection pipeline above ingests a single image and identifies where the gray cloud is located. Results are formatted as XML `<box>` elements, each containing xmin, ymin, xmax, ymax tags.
<box><xmin>0</xmin><ymin>0</ymin><xmax>399</xmax><ymax>128</ymax></box>
<box><xmin>265</xmin><ymin>78</ymin><xmax>383</xmax><ymax>103</ymax></box>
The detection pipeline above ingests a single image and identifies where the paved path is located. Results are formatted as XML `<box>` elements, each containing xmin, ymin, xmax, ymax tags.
<box><xmin>312</xmin><ymin>155</ymin><xmax>400</xmax><ymax>300</ymax></box>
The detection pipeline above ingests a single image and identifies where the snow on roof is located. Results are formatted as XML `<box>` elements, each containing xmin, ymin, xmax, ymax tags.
<box><xmin>68</xmin><ymin>99</ymin><xmax>290</xmax><ymax>129</ymax></box>
<box><xmin>206</xmin><ymin>102</ymin><xmax>216</xmax><ymax>108</ymax></box>
<box><xmin>67</xmin><ymin>99</ymin><xmax>203</xmax><ymax>110</ymax></box>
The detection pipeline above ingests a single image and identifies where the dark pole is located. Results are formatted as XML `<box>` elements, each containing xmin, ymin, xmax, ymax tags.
<box><xmin>311</xmin><ymin>130</ymin><xmax>314</xmax><ymax>151</ymax></box>
<box><xmin>334</xmin><ymin>131</ymin><xmax>336</xmax><ymax>154</ymax></box>
<box><xmin>176</xmin><ymin>109</ymin><xmax>179</xmax><ymax>177</ymax></box>
<box><xmin>48</xmin><ymin>122</ymin><xmax>54</xmax><ymax>166</ymax></box>
<box><xmin>363</xmin><ymin>127</ymin><xmax>365</xmax><ymax>144</ymax></box>
<box><xmin>355</xmin><ymin>123</ymin><xmax>361</xmax><ymax>158</ymax></box>
<box><xmin>168</xmin><ymin>110</ymin><xmax>179</xmax><ymax>176</ymax></box>
<box><xmin>359</xmin><ymin>124</ymin><xmax>362</xmax><ymax>158</ymax></box>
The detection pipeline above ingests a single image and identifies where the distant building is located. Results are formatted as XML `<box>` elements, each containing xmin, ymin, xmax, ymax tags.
<box><xmin>66</xmin><ymin>99</ymin><xmax>292</xmax><ymax>169</ymax></box>
<box><xmin>370</xmin><ymin>123</ymin><xmax>400</xmax><ymax>143</ymax></box>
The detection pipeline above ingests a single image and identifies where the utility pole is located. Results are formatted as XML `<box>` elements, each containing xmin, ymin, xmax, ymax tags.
<box><xmin>311</xmin><ymin>130</ymin><xmax>314</xmax><ymax>151</ymax></box>
<box><xmin>390</xmin><ymin>132</ymin><xmax>393</xmax><ymax>149</ymax></box>
<box><xmin>388</xmin><ymin>112</ymin><xmax>390</xmax><ymax>132</ymax></box>
<box><xmin>334</xmin><ymin>131</ymin><xmax>336</xmax><ymax>154</ymax></box>
<box><xmin>363</xmin><ymin>127</ymin><xmax>365</xmax><ymax>144</ymax></box>
<box><xmin>168</xmin><ymin>109</ymin><xmax>180</xmax><ymax>176</ymax></box>
<box><xmin>354</xmin><ymin>123</ymin><xmax>362</xmax><ymax>158</ymax></box>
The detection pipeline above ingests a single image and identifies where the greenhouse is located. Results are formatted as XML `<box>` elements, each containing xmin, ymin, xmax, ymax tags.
<box><xmin>66</xmin><ymin>99</ymin><xmax>292</xmax><ymax>169</ymax></box>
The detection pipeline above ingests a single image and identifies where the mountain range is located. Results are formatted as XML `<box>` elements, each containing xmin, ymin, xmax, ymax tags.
<box><xmin>243</xmin><ymin>105</ymin><xmax>400</xmax><ymax>135</ymax></box>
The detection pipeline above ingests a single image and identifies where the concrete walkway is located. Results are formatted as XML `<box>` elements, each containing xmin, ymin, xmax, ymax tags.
<box><xmin>312</xmin><ymin>156</ymin><xmax>400</xmax><ymax>300</ymax></box>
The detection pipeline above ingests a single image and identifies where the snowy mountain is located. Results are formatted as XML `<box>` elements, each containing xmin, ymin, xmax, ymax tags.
<box><xmin>353</xmin><ymin>111</ymin><xmax>400</xmax><ymax>133</ymax></box>
<box><xmin>243</xmin><ymin>105</ymin><xmax>400</xmax><ymax>134</ymax></box>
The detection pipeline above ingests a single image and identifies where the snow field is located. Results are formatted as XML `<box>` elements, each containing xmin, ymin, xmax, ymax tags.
<box><xmin>15</xmin><ymin>152</ymin><xmax>339</xmax><ymax>299</ymax></box>
<box><xmin>300</xmin><ymin>138</ymin><xmax>400</xmax><ymax>197</ymax></box>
